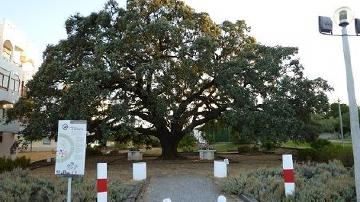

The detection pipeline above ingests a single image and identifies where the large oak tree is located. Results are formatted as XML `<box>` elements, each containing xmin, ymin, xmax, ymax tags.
<box><xmin>8</xmin><ymin>0</ymin><xmax>331</xmax><ymax>159</ymax></box>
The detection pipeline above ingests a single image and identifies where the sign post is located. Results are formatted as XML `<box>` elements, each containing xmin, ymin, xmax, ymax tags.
<box><xmin>55</xmin><ymin>120</ymin><xmax>87</xmax><ymax>202</ymax></box>
<box><xmin>67</xmin><ymin>177</ymin><xmax>72</xmax><ymax>202</ymax></box>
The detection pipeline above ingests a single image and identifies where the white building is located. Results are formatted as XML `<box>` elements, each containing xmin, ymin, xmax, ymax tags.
<box><xmin>0</xmin><ymin>19</ymin><xmax>37</xmax><ymax>158</ymax></box>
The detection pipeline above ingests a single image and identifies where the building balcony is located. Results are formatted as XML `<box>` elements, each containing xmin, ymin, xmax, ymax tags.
<box><xmin>0</xmin><ymin>88</ymin><xmax>20</xmax><ymax>104</ymax></box>
<box><xmin>0</xmin><ymin>118</ymin><xmax>23</xmax><ymax>133</ymax></box>
<box><xmin>0</xmin><ymin>55</ymin><xmax>23</xmax><ymax>74</ymax></box>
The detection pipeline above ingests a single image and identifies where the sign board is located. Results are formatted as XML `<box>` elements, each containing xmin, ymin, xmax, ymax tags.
<box><xmin>55</xmin><ymin>120</ymin><xmax>87</xmax><ymax>176</ymax></box>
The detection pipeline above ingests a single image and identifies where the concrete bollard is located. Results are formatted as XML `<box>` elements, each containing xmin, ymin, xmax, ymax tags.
<box><xmin>224</xmin><ymin>159</ymin><xmax>229</xmax><ymax>175</ymax></box>
<box><xmin>133</xmin><ymin>162</ymin><xmax>147</xmax><ymax>181</ymax></box>
<box><xmin>282</xmin><ymin>154</ymin><xmax>295</xmax><ymax>196</ymax></box>
<box><xmin>163</xmin><ymin>198</ymin><xmax>172</xmax><ymax>202</ymax></box>
<box><xmin>217</xmin><ymin>195</ymin><xmax>227</xmax><ymax>202</ymax></box>
<box><xmin>214</xmin><ymin>160</ymin><xmax>227</xmax><ymax>178</ymax></box>
<box><xmin>97</xmin><ymin>163</ymin><xmax>107</xmax><ymax>202</ymax></box>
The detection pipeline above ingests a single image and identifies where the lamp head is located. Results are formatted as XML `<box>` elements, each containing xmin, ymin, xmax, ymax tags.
<box><xmin>319</xmin><ymin>16</ymin><xmax>333</xmax><ymax>34</ymax></box>
<box><xmin>334</xmin><ymin>7</ymin><xmax>354</xmax><ymax>27</ymax></box>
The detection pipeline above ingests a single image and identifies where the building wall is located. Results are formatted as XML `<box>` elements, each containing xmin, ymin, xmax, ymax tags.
<box><xmin>0</xmin><ymin>19</ymin><xmax>37</xmax><ymax>158</ymax></box>
<box><xmin>28</xmin><ymin>139</ymin><xmax>57</xmax><ymax>152</ymax></box>
<box><xmin>0</xmin><ymin>132</ymin><xmax>16</xmax><ymax>158</ymax></box>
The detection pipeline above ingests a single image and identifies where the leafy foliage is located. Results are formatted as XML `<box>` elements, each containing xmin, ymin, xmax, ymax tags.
<box><xmin>309</xmin><ymin>139</ymin><xmax>331</xmax><ymax>150</ymax></box>
<box><xmin>297</xmin><ymin>144</ymin><xmax>353</xmax><ymax>167</ymax></box>
<box><xmin>222</xmin><ymin>161</ymin><xmax>355</xmax><ymax>202</ymax></box>
<box><xmin>7</xmin><ymin>0</ymin><xmax>331</xmax><ymax>158</ymax></box>
<box><xmin>0</xmin><ymin>169</ymin><xmax>138</xmax><ymax>202</ymax></box>
<box><xmin>178</xmin><ymin>133</ymin><xmax>197</xmax><ymax>152</ymax></box>
<box><xmin>315</xmin><ymin>102</ymin><xmax>360</xmax><ymax>135</ymax></box>
<box><xmin>0</xmin><ymin>156</ymin><xmax>30</xmax><ymax>173</ymax></box>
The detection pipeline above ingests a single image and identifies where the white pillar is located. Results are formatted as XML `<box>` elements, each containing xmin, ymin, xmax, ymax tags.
<box><xmin>133</xmin><ymin>162</ymin><xmax>146</xmax><ymax>181</ymax></box>
<box><xmin>282</xmin><ymin>154</ymin><xmax>295</xmax><ymax>196</ymax></box>
<box><xmin>214</xmin><ymin>160</ymin><xmax>227</xmax><ymax>178</ymax></box>
<box><xmin>97</xmin><ymin>163</ymin><xmax>107</xmax><ymax>202</ymax></box>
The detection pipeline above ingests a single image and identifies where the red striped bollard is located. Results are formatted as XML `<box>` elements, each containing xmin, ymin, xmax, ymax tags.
<box><xmin>282</xmin><ymin>154</ymin><xmax>295</xmax><ymax>196</ymax></box>
<box><xmin>97</xmin><ymin>163</ymin><xmax>107</xmax><ymax>202</ymax></box>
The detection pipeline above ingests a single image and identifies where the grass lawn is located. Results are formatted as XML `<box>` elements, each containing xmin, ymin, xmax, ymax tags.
<box><xmin>282</xmin><ymin>139</ymin><xmax>353</xmax><ymax>149</ymax></box>
<box><xmin>211</xmin><ymin>142</ymin><xmax>238</xmax><ymax>152</ymax></box>
<box><xmin>329</xmin><ymin>139</ymin><xmax>353</xmax><ymax>147</ymax></box>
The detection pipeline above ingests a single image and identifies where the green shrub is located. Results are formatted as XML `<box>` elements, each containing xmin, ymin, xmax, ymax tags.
<box><xmin>113</xmin><ymin>142</ymin><xmax>129</xmax><ymax>150</ymax></box>
<box><xmin>297</xmin><ymin>148</ymin><xmax>317</xmax><ymax>161</ymax></box>
<box><xmin>0</xmin><ymin>156</ymin><xmax>31</xmax><ymax>173</ymax></box>
<box><xmin>13</xmin><ymin>156</ymin><xmax>31</xmax><ymax>169</ymax></box>
<box><xmin>178</xmin><ymin>134</ymin><xmax>197</xmax><ymax>152</ymax></box>
<box><xmin>222</xmin><ymin>161</ymin><xmax>355</xmax><ymax>202</ymax></box>
<box><xmin>310</xmin><ymin>139</ymin><xmax>331</xmax><ymax>150</ymax></box>
<box><xmin>146</xmin><ymin>136</ymin><xmax>161</xmax><ymax>148</ymax></box>
<box><xmin>237</xmin><ymin>145</ymin><xmax>259</xmax><ymax>154</ymax></box>
<box><xmin>297</xmin><ymin>144</ymin><xmax>353</xmax><ymax>167</ymax></box>
<box><xmin>0</xmin><ymin>169</ymin><xmax>139</xmax><ymax>202</ymax></box>
<box><xmin>86</xmin><ymin>146</ymin><xmax>103</xmax><ymax>156</ymax></box>
<box><xmin>261</xmin><ymin>142</ymin><xmax>279</xmax><ymax>151</ymax></box>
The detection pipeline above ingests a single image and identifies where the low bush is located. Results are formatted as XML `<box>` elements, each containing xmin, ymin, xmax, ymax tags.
<box><xmin>310</xmin><ymin>139</ymin><xmax>331</xmax><ymax>150</ymax></box>
<box><xmin>178</xmin><ymin>134</ymin><xmax>197</xmax><ymax>152</ymax></box>
<box><xmin>297</xmin><ymin>144</ymin><xmax>353</xmax><ymax>167</ymax></box>
<box><xmin>86</xmin><ymin>146</ymin><xmax>103</xmax><ymax>156</ymax></box>
<box><xmin>261</xmin><ymin>141</ymin><xmax>279</xmax><ymax>151</ymax></box>
<box><xmin>146</xmin><ymin>136</ymin><xmax>161</xmax><ymax>148</ymax></box>
<box><xmin>237</xmin><ymin>145</ymin><xmax>259</xmax><ymax>154</ymax></box>
<box><xmin>0</xmin><ymin>169</ymin><xmax>139</xmax><ymax>201</ymax></box>
<box><xmin>0</xmin><ymin>156</ymin><xmax>30</xmax><ymax>173</ymax></box>
<box><xmin>113</xmin><ymin>142</ymin><xmax>129</xmax><ymax>150</ymax></box>
<box><xmin>222</xmin><ymin>161</ymin><xmax>355</xmax><ymax>202</ymax></box>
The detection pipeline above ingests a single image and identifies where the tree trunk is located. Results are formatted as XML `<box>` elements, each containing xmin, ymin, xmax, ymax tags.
<box><xmin>159</xmin><ymin>136</ymin><xmax>180</xmax><ymax>160</ymax></box>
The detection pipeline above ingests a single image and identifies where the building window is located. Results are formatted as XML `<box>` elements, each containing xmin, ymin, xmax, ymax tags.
<box><xmin>10</xmin><ymin>78</ymin><xmax>15</xmax><ymax>91</ymax></box>
<box><xmin>0</xmin><ymin>73</ymin><xmax>9</xmax><ymax>89</ymax></box>
<box><xmin>15</xmin><ymin>80</ymin><xmax>20</xmax><ymax>92</ymax></box>
<box><xmin>9</xmin><ymin>76</ymin><xmax>20</xmax><ymax>92</ymax></box>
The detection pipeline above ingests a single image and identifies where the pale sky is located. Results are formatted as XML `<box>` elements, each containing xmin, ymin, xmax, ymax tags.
<box><xmin>1</xmin><ymin>0</ymin><xmax>360</xmax><ymax>104</ymax></box>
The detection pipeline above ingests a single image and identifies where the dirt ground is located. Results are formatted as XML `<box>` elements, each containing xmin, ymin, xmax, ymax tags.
<box><xmin>29</xmin><ymin>148</ymin><xmax>286</xmax><ymax>183</ymax></box>
<box><xmin>17</xmin><ymin>151</ymin><xmax>56</xmax><ymax>162</ymax></box>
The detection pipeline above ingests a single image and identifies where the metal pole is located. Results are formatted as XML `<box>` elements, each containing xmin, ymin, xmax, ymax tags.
<box><xmin>67</xmin><ymin>177</ymin><xmax>72</xmax><ymax>202</ymax></box>
<box><xmin>338</xmin><ymin>99</ymin><xmax>344</xmax><ymax>146</ymax></box>
<box><xmin>341</xmin><ymin>26</ymin><xmax>360</xmax><ymax>202</ymax></box>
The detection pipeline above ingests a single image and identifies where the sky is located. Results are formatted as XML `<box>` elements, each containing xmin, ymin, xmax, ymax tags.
<box><xmin>1</xmin><ymin>0</ymin><xmax>360</xmax><ymax>104</ymax></box>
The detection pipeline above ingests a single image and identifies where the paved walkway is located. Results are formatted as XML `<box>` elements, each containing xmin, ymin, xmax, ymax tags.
<box><xmin>141</xmin><ymin>174</ymin><xmax>238</xmax><ymax>202</ymax></box>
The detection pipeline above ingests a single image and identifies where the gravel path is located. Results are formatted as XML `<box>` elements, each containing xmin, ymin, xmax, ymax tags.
<box><xmin>142</xmin><ymin>174</ymin><xmax>236</xmax><ymax>202</ymax></box>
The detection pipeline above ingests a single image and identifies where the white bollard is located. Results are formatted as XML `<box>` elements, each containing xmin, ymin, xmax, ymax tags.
<box><xmin>163</xmin><ymin>198</ymin><xmax>172</xmax><ymax>202</ymax></box>
<box><xmin>214</xmin><ymin>160</ymin><xmax>227</xmax><ymax>178</ymax></box>
<box><xmin>133</xmin><ymin>162</ymin><xmax>147</xmax><ymax>180</ymax></box>
<box><xmin>217</xmin><ymin>195</ymin><xmax>227</xmax><ymax>202</ymax></box>
<box><xmin>282</xmin><ymin>154</ymin><xmax>295</xmax><ymax>196</ymax></box>
<box><xmin>224</xmin><ymin>159</ymin><xmax>230</xmax><ymax>175</ymax></box>
<box><xmin>97</xmin><ymin>163</ymin><xmax>107</xmax><ymax>202</ymax></box>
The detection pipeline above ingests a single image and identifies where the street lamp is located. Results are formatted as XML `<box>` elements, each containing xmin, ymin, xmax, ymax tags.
<box><xmin>319</xmin><ymin>7</ymin><xmax>360</xmax><ymax>201</ymax></box>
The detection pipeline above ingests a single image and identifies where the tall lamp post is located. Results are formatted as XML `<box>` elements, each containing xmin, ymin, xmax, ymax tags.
<box><xmin>319</xmin><ymin>7</ymin><xmax>360</xmax><ymax>201</ymax></box>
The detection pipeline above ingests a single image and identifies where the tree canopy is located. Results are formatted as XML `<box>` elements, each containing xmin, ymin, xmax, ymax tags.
<box><xmin>8</xmin><ymin>0</ymin><xmax>332</xmax><ymax>159</ymax></box>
